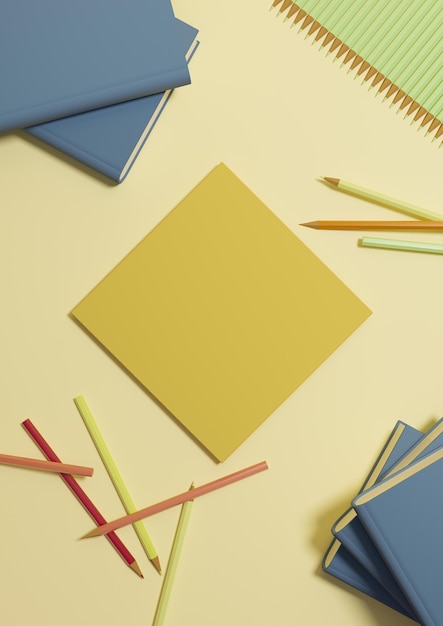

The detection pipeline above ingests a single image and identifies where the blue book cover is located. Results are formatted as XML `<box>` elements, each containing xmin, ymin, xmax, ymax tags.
<box><xmin>322</xmin><ymin>537</ymin><xmax>416</xmax><ymax>621</ymax></box>
<box><xmin>353</xmin><ymin>447</ymin><xmax>443</xmax><ymax>626</ymax></box>
<box><xmin>24</xmin><ymin>20</ymin><xmax>199</xmax><ymax>183</ymax></box>
<box><xmin>0</xmin><ymin>0</ymin><xmax>190</xmax><ymax>132</ymax></box>
<box><xmin>328</xmin><ymin>421</ymin><xmax>422</xmax><ymax>614</ymax></box>
<box><xmin>335</xmin><ymin>418</ymin><xmax>443</xmax><ymax>599</ymax></box>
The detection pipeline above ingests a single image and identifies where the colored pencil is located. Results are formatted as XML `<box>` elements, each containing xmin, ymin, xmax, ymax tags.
<box><xmin>22</xmin><ymin>418</ymin><xmax>143</xmax><ymax>578</ymax></box>
<box><xmin>73</xmin><ymin>395</ymin><xmax>161</xmax><ymax>574</ymax></box>
<box><xmin>301</xmin><ymin>220</ymin><xmax>443</xmax><ymax>231</ymax></box>
<box><xmin>82</xmin><ymin>460</ymin><xmax>269</xmax><ymax>538</ymax></box>
<box><xmin>322</xmin><ymin>177</ymin><xmax>443</xmax><ymax>221</ymax></box>
<box><xmin>0</xmin><ymin>453</ymin><xmax>93</xmax><ymax>476</ymax></box>
<box><xmin>360</xmin><ymin>237</ymin><xmax>443</xmax><ymax>255</ymax></box>
<box><xmin>152</xmin><ymin>484</ymin><xmax>194</xmax><ymax>626</ymax></box>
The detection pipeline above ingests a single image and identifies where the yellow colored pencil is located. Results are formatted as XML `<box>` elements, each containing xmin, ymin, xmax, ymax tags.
<box><xmin>152</xmin><ymin>484</ymin><xmax>194</xmax><ymax>626</ymax></box>
<box><xmin>74</xmin><ymin>395</ymin><xmax>161</xmax><ymax>574</ymax></box>
<box><xmin>322</xmin><ymin>177</ymin><xmax>443</xmax><ymax>221</ymax></box>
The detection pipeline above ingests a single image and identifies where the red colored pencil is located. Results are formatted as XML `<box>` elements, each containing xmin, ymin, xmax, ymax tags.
<box><xmin>21</xmin><ymin>419</ymin><xmax>143</xmax><ymax>578</ymax></box>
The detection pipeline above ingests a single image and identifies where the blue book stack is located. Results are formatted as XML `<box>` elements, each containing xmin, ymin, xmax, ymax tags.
<box><xmin>353</xmin><ymin>443</ymin><xmax>443</xmax><ymax>626</ymax></box>
<box><xmin>324</xmin><ymin>417</ymin><xmax>443</xmax><ymax>624</ymax></box>
<box><xmin>322</xmin><ymin>420</ymin><xmax>423</xmax><ymax>621</ymax></box>
<box><xmin>24</xmin><ymin>20</ymin><xmax>199</xmax><ymax>183</ymax></box>
<box><xmin>1</xmin><ymin>1</ymin><xmax>199</xmax><ymax>182</ymax></box>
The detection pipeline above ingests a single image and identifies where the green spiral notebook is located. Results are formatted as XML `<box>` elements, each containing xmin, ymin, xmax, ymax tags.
<box><xmin>273</xmin><ymin>0</ymin><xmax>443</xmax><ymax>142</ymax></box>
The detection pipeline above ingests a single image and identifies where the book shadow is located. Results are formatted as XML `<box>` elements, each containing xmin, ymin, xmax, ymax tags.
<box><xmin>312</xmin><ymin>492</ymin><xmax>416</xmax><ymax>625</ymax></box>
<box><xmin>14</xmin><ymin>130</ymin><xmax>118</xmax><ymax>187</ymax></box>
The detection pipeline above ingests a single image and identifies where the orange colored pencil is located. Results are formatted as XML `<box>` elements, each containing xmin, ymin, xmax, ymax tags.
<box><xmin>83</xmin><ymin>461</ymin><xmax>269</xmax><ymax>538</ymax></box>
<box><xmin>301</xmin><ymin>220</ymin><xmax>443</xmax><ymax>231</ymax></box>
<box><xmin>0</xmin><ymin>453</ymin><xmax>93</xmax><ymax>476</ymax></box>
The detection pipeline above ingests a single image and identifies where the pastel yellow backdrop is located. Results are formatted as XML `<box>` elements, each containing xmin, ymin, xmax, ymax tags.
<box><xmin>0</xmin><ymin>1</ymin><xmax>439</xmax><ymax>625</ymax></box>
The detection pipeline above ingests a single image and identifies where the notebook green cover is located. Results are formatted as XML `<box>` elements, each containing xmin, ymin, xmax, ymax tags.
<box><xmin>273</xmin><ymin>0</ymin><xmax>443</xmax><ymax>141</ymax></box>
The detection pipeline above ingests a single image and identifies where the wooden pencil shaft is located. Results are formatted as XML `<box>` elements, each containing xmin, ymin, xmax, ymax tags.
<box><xmin>152</xmin><ymin>486</ymin><xmax>194</xmax><ymax>626</ymax></box>
<box><xmin>323</xmin><ymin>177</ymin><xmax>443</xmax><ymax>221</ymax></box>
<box><xmin>73</xmin><ymin>395</ymin><xmax>160</xmax><ymax>568</ymax></box>
<box><xmin>303</xmin><ymin>220</ymin><xmax>443</xmax><ymax>231</ymax></box>
<box><xmin>21</xmin><ymin>419</ymin><xmax>142</xmax><ymax>575</ymax></box>
<box><xmin>0</xmin><ymin>453</ymin><xmax>93</xmax><ymax>476</ymax></box>
<box><xmin>361</xmin><ymin>237</ymin><xmax>443</xmax><ymax>254</ymax></box>
<box><xmin>84</xmin><ymin>461</ymin><xmax>269</xmax><ymax>537</ymax></box>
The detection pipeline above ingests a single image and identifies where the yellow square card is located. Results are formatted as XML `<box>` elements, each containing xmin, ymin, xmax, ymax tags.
<box><xmin>72</xmin><ymin>164</ymin><xmax>371</xmax><ymax>461</ymax></box>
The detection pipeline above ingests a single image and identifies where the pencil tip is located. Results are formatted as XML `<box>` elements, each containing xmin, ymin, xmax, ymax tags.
<box><xmin>323</xmin><ymin>177</ymin><xmax>339</xmax><ymax>186</ymax></box>
<box><xmin>151</xmin><ymin>556</ymin><xmax>162</xmax><ymax>575</ymax></box>
<box><xmin>300</xmin><ymin>221</ymin><xmax>316</xmax><ymax>229</ymax></box>
<box><xmin>130</xmin><ymin>561</ymin><xmax>144</xmax><ymax>578</ymax></box>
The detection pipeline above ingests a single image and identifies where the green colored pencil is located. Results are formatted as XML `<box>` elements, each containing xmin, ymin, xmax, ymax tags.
<box><xmin>152</xmin><ymin>484</ymin><xmax>194</xmax><ymax>626</ymax></box>
<box><xmin>361</xmin><ymin>237</ymin><xmax>443</xmax><ymax>255</ymax></box>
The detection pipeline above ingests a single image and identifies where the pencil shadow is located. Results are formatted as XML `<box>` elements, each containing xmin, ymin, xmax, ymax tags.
<box><xmin>68</xmin><ymin>312</ymin><xmax>221</xmax><ymax>465</ymax></box>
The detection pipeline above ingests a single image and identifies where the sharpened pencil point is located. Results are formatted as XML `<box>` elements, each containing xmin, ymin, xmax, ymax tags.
<box><xmin>300</xmin><ymin>221</ymin><xmax>318</xmax><ymax>229</ymax></box>
<box><xmin>151</xmin><ymin>556</ymin><xmax>162</xmax><ymax>575</ymax></box>
<box><xmin>130</xmin><ymin>560</ymin><xmax>144</xmax><ymax>578</ymax></box>
<box><xmin>82</xmin><ymin>527</ymin><xmax>100</xmax><ymax>538</ymax></box>
<box><xmin>323</xmin><ymin>177</ymin><xmax>339</xmax><ymax>186</ymax></box>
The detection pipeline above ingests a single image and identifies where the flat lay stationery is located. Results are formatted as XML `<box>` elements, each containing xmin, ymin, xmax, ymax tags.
<box><xmin>2</xmin><ymin>2</ymin><xmax>443</xmax><ymax>625</ymax></box>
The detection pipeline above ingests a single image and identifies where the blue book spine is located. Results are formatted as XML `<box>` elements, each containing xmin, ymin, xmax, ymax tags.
<box><xmin>24</xmin><ymin>20</ymin><xmax>199</xmax><ymax>183</ymax></box>
<box><xmin>322</xmin><ymin>538</ymin><xmax>417</xmax><ymax>621</ymax></box>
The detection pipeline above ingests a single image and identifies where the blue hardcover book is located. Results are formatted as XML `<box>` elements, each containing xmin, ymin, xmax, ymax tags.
<box><xmin>322</xmin><ymin>538</ymin><xmax>416</xmax><ymax>621</ymax></box>
<box><xmin>327</xmin><ymin>421</ymin><xmax>423</xmax><ymax>614</ymax></box>
<box><xmin>24</xmin><ymin>20</ymin><xmax>199</xmax><ymax>183</ymax></box>
<box><xmin>0</xmin><ymin>0</ymin><xmax>190</xmax><ymax>132</ymax></box>
<box><xmin>353</xmin><ymin>447</ymin><xmax>443</xmax><ymax>626</ymax></box>
<box><xmin>334</xmin><ymin>418</ymin><xmax>443</xmax><ymax>600</ymax></box>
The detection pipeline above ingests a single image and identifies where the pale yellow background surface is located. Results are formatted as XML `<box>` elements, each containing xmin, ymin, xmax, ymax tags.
<box><xmin>0</xmin><ymin>2</ymin><xmax>440</xmax><ymax>624</ymax></box>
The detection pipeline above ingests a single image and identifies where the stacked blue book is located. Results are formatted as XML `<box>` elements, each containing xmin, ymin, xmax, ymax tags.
<box><xmin>323</xmin><ymin>418</ymin><xmax>443</xmax><ymax>625</ymax></box>
<box><xmin>1</xmin><ymin>1</ymin><xmax>199</xmax><ymax>182</ymax></box>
